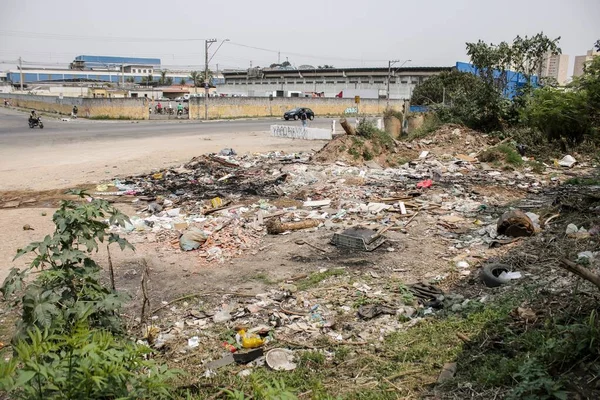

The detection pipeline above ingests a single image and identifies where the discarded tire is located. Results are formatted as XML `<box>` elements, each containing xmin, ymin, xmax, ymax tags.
<box><xmin>496</xmin><ymin>210</ymin><xmax>534</xmax><ymax>237</ymax></box>
<box><xmin>480</xmin><ymin>263</ymin><xmax>510</xmax><ymax>288</ymax></box>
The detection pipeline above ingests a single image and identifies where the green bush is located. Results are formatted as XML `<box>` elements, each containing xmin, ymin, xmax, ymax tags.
<box><xmin>0</xmin><ymin>323</ymin><xmax>177</xmax><ymax>400</ymax></box>
<box><xmin>0</xmin><ymin>191</ymin><xmax>180</xmax><ymax>399</ymax></box>
<box><xmin>521</xmin><ymin>87</ymin><xmax>590</xmax><ymax>143</ymax></box>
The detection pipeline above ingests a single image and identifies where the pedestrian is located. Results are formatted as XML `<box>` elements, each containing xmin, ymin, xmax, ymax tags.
<box><xmin>72</xmin><ymin>105</ymin><xmax>78</xmax><ymax>118</ymax></box>
<box><xmin>300</xmin><ymin>108</ymin><xmax>308</xmax><ymax>127</ymax></box>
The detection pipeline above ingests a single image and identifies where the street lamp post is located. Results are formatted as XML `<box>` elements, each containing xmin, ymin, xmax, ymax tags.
<box><xmin>386</xmin><ymin>59</ymin><xmax>411</xmax><ymax>107</ymax></box>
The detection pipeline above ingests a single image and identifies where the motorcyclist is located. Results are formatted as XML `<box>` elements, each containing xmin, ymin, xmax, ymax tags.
<box><xmin>156</xmin><ymin>102</ymin><xmax>162</xmax><ymax>114</ymax></box>
<box><xmin>29</xmin><ymin>110</ymin><xmax>38</xmax><ymax>124</ymax></box>
<box><xmin>177</xmin><ymin>102</ymin><xmax>184</xmax><ymax>115</ymax></box>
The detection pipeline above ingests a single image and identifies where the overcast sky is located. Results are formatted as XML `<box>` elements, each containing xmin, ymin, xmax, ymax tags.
<box><xmin>1</xmin><ymin>0</ymin><xmax>598</xmax><ymax>74</ymax></box>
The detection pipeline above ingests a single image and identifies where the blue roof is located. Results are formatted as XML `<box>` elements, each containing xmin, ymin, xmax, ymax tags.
<box><xmin>74</xmin><ymin>55</ymin><xmax>161</xmax><ymax>67</ymax></box>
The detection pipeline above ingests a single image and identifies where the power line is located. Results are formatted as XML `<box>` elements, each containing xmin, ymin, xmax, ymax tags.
<box><xmin>227</xmin><ymin>41</ymin><xmax>388</xmax><ymax>63</ymax></box>
<box><xmin>0</xmin><ymin>30</ymin><xmax>205</xmax><ymax>43</ymax></box>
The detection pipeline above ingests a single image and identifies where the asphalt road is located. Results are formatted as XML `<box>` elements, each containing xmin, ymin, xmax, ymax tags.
<box><xmin>0</xmin><ymin>107</ymin><xmax>335</xmax><ymax>146</ymax></box>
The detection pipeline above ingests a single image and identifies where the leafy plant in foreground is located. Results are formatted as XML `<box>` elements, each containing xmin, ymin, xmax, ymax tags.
<box><xmin>0</xmin><ymin>191</ymin><xmax>180</xmax><ymax>399</ymax></box>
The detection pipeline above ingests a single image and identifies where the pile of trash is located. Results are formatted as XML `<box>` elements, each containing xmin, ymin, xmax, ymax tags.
<box><xmin>139</xmin><ymin>267</ymin><xmax>461</xmax><ymax>376</ymax></box>
<box><xmin>97</xmin><ymin>138</ymin><xmax>589</xmax><ymax>267</ymax></box>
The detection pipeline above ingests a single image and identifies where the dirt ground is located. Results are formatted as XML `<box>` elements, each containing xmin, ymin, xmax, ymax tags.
<box><xmin>0</xmin><ymin>131</ymin><xmax>326</xmax><ymax>284</ymax></box>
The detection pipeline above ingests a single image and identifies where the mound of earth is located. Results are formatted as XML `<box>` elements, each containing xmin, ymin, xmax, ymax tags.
<box><xmin>407</xmin><ymin>124</ymin><xmax>499</xmax><ymax>156</ymax></box>
<box><xmin>312</xmin><ymin>134</ymin><xmax>418</xmax><ymax>167</ymax></box>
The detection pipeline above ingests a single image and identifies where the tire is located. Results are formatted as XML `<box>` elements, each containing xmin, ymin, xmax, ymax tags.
<box><xmin>284</xmin><ymin>116</ymin><xmax>289</xmax><ymax>120</ymax></box>
<box><xmin>308</xmin><ymin>114</ymin><xmax>314</xmax><ymax>120</ymax></box>
<box><xmin>293</xmin><ymin>115</ymin><xmax>298</xmax><ymax>120</ymax></box>
<box><xmin>39</xmin><ymin>123</ymin><xmax>44</xmax><ymax>129</ymax></box>
<box><xmin>29</xmin><ymin>124</ymin><xmax>34</xmax><ymax>129</ymax></box>
<box><xmin>480</xmin><ymin>263</ymin><xmax>511</xmax><ymax>288</ymax></box>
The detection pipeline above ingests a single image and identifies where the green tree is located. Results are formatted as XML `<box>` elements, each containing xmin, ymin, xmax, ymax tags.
<box><xmin>188</xmin><ymin>70</ymin><xmax>212</xmax><ymax>87</ymax></box>
<box><xmin>411</xmin><ymin>70</ymin><xmax>484</xmax><ymax>105</ymax></box>
<box><xmin>595</xmin><ymin>39</ymin><xmax>600</xmax><ymax>51</ymax></box>
<box><xmin>165</xmin><ymin>76</ymin><xmax>173</xmax><ymax>86</ymax></box>
<box><xmin>318</xmin><ymin>65</ymin><xmax>335</xmax><ymax>69</ymax></box>
<box><xmin>158</xmin><ymin>70</ymin><xmax>168</xmax><ymax>85</ymax></box>
<box><xmin>179</xmin><ymin>77</ymin><xmax>186</xmax><ymax>85</ymax></box>
<box><xmin>125</xmin><ymin>76</ymin><xmax>135</xmax><ymax>83</ymax></box>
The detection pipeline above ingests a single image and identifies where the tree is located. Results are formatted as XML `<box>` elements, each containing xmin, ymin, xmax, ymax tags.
<box><xmin>125</xmin><ymin>77</ymin><xmax>135</xmax><ymax>83</ymax></box>
<box><xmin>158</xmin><ymin>70</ymin><xmax>168</xmax><ymax>85</ymax></box>
<box><xmin>166</xmin><ymin>76</ymin><xmax>173</xmax><ymax>86</ymax></box>
<box><xmin>179</xmin><ymin>77</ymin><xmax>186</xmax><ymax>85</ymax></box>
<box><xmin>411</xmin><ymin>70</ymin><xmax>484</xmax><ymax>105</ymax></box>
<box><xmin>318</xmin><ymin>65</ymin><xmax>335</xmax><ymax>69</ymax></box>
<box><xmin>269</xmin><ymin>63</ymin><xmax>281</xmax><ymax>68</ymax></box>
<box><xmin>281</xmin><ymin>61</ymin><xmax>291</xmax><ymax>68</ymax></box>
<box><xmin>188</xmin><ymin>70</ymin><xmax>212</xmax><ymax>87</ymax></box>
<box><xmin>595</xmin><ymin>39</ymin><xmax>600</xmax><ymax>51</ymax></box>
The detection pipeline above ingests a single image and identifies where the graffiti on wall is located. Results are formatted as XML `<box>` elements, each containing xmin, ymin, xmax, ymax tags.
<box><xmin>270</xmin><ymin>125</ymin><xmax>309</xmax><ymax>139</ymax></box>
<box><xmin>270</xmin><ymin>125</ymin><xmax>332</xmax><ymax>140</ymax></box>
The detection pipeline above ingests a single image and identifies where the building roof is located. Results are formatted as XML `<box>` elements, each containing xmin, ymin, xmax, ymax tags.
<box><xmin>74</xmin><ymin>55</ymin><xmax>161</xmax><ymax>67</ymax></box>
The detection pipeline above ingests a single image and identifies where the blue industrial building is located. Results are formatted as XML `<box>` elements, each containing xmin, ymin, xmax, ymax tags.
<box><xmin>72</xmin><ymin>55</ymin><xmax>161</xmax><ymax>69</ymax></box>
<box><xmin>4</xmin><ymin>55</ymin><xmax>191</xmax><ymax>85</ymax></box>
<box><xmin>455</xmin><ymin>61</ymin><xmax>539</xmax><ymax>99</ymax></box>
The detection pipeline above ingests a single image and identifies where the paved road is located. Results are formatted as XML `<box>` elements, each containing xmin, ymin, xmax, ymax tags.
<box><xmin>0</xmin><ymin>107</ymin><xmax>335</xmax><ymax>146</ymax></box>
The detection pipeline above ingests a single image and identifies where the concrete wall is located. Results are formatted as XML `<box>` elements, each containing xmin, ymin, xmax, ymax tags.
<box><xmin>0</xmin><ymin>93</ymin><xmax>149</xmax><ymax>119</ymax></box>
<box><xmin>188</xmin><ymin>97</ymin><xmax>403</xmax><ymax>120</ymax></box>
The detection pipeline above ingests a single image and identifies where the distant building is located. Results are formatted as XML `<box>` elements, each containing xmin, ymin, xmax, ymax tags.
<box><xmin>4</xmin><ymin>55</ymin><xmax>191</xmax><ymax>85</ymax></box>
<box><xmin>455</xmin><ymin>62</ymin><xmax>538</xmax><ymax>99</ymax></box>
<box><xmin>219</xmin><ymin>66</ymin><xmax>450</xmax><ymax>99</ymax></box>
<box><xmin>574</xmin><ymin>49</ymin><xmax>600</xmax><ymax>77</ymax></box>
<box><xmin>540</xmin><ymin>54</ymin><xmax>569</xmax><ymax>85</ymax></box>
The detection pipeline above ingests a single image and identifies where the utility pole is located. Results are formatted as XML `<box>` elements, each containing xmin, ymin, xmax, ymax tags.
<box><xmin>386</xmin><ymin>60</ymin><xmax>399</xmax><ymax>108</ymax></box>
<box><xmin>19</xmin><ymin>57</ymin><xmax>24</xmax><ymax>91</ymax></box>
<box><xmin>204</xmin><ymin>38</ymin><xmax>217</xmax><ymax>120</ymax></box>
<box><xmin>387</xmin><ymin>59</ymin><xmax>412</xmax><ymax>107</ymax></box>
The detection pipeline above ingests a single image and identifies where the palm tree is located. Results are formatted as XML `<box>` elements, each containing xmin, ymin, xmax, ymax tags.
<box><xmin>125</xmin><ymin>77</ymin><xmax>135</xmax><ymax>83</ymax></box>
<box><xmin>166</xmin><ymin>77</ymin><xmax>173</xmax><ymax>86</ymax></box>
<box><xmin>159</xmin><ymin>70</ymin><xmax>168</xmax><ymax>85</ymax></box>
<box><xmin>179</xmin><ymin>77</ymin><xmax>186</xmax><ymax>85</ymax></box>
<box><xmin>188</xmin><ymin>71</ymin><xmax>201</xmax><ymax>87</ymax></box>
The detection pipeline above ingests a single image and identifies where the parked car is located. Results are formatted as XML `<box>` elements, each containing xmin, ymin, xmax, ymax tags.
<box><xmin>174</xmin><ymin>96</ymin><xmax>189</xmax><ymax>102</ymax></box>
<box><xmin>283</xmin><ymin>108</ymin><xmax>314</xmax><ymax>121</ymax></box>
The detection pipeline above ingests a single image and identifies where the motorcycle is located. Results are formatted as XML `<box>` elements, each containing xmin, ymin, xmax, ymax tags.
<box><xmin>29</xmin><ymin>117</ymin><xmax>44</xmax><ymax>129</ymax></box>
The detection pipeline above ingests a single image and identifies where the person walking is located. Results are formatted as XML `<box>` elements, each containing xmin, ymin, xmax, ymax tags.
<box><xmin>300</xmin><ymin>108</ymin><xmax>308</xmax><ymax>127</ymax></box>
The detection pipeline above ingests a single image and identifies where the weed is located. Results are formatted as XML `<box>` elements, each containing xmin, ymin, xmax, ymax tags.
<box><xmin>362</xmin><ymin>148</ymin><xmax>373</xmax><ymax>160</ymax></box>
<box><xmin>565</xmin><ymin>177</ymin><xmax>600</xmax><ymax>186</ymax></box>
<box><xmin>251</xmin><ymin>272</ymin><xmax>275</xmax><ymax>285</ymax></box>
<box><xmin>397</xmin><ymin>283</ymin><xmax>416</xmax><ymax>304</ymax></box>
<box><xmin>297</xmin><ymin>269</ymin><xmax>345</xmax><ymax>291</ymax></box>
<box><xmin>300</xmin><ymin>351</ymin><xmax>326</xmax><ymax>367</ymax></box>
<box><xmin>480</xmin><ymin>143</ymin><xmax>523</xmax><ymax>166</ymax></box>
<box><xmin>89</xmin><ymin>115</ymin><xmax>136</xmax><ymax>120</ymax></box>
<box><xmin>0</xmin><ymin>190</ymin><xmax>179</xmax><ymax>398</ymax></box>
<box><xmin>527</xmin><ymin>160</ymin><xmax>546</xmax><ymax>174</ymax></box>
<box><xmin>408</xmin><ymin>113</ymin><xmax>442</xmax><ymax>140</ymax></box>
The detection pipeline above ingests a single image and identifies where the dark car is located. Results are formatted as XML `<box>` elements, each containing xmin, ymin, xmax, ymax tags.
<box><xmin>283</xmin><ymin>108</ymin><xmax>314</xmax><ymax>121</ymax></box>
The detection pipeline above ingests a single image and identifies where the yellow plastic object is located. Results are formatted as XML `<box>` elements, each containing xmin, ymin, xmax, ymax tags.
<box><xmin>153</xmin><ymin>172</ymin><xmax>163</xmax><ymax>180</ymax></box>
<box><xmin>211</xmin><ymin>197</ymin><xmax>223</xmax><ymax>208</ymax></box>
<box><xmin>238</xmin><ymin>330</ymin><xmax>265</xmax><ymax>349</ymax></box>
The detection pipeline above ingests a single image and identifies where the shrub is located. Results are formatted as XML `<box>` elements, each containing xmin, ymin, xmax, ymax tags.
<box><xmin>0</xmin><ymin>191</ymin><xmax>180</xmax><ymax>399</ymax></box>
<box><xmin>521</xmin><ymin>87</ymin><xmax>590</xmax><ymax>144</ymax></box>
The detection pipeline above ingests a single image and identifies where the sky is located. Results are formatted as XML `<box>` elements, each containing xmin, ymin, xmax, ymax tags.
<box><xmin>1</xmin><ymin>0</ymin><xmax>598</xmax><ymax>76</ymax></box>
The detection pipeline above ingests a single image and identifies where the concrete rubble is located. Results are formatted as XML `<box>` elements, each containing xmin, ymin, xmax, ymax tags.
<box><xmin>91</xmin><ymin>128</ymin><xmax>591</xmax><ymax>375</ymax></box>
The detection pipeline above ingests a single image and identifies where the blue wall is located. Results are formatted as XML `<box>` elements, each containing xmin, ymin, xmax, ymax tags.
<box><xmin>455</xmin><ymin>62</ymin><xmax>538</xmax><ymax>99</ymax></box>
